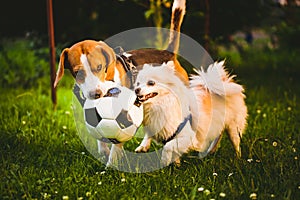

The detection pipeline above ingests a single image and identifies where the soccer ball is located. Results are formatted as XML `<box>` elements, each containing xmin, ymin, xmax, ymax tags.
<box><xmin>83</xmin><ymin>86</ymin><xmax>143</xmax><ymax>143</ymax></box>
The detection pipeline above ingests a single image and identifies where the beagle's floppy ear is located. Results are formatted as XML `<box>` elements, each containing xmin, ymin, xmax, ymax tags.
<box><xmin>54</xmin><ymin>48</ymin><xmax>69</xmax><ymax>88</ymax></box>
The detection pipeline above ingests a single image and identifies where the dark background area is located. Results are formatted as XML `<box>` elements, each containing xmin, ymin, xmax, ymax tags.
<box><xmin>2</xmin><ymin>0</ymin><xmax>298</xmax><ymax>48</ymax></box>
<box><xmin>0</xmin><ymin>0</ymin><xmax>148</xmax><ymax>44</ymax></box>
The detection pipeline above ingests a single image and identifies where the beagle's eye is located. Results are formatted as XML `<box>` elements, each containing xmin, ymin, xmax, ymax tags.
<box><xmin>136</xmin><ymin>82</ymin><xmax>140</xmax><ymax>86</ymax></box>
<box><xmin>75</xmin><ymin>70</ymin><xmax>85</xmax><ymax>81</ymax></box>
<box><xmin>147</xmin><ymin>80</ymin><xmax>155</xmax><ymax>86</ymax></box>
<box><xmin>96</xmin><ymin>64</ymin><xmax>102</xmax><ymax>72</ymax></box>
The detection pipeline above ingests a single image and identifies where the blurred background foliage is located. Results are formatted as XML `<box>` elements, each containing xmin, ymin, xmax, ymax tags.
<box><xmin>0</xmin><ymin>0</ymin><xmax>299</xmax><ymax>88</ymax></box>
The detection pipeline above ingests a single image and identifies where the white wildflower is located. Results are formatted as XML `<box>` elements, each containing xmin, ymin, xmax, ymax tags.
<box><xmin>62</xmin><ymin>196</ymin><xmax>69</xmax><ymax>200</ymax></box>
<box><xmin>219</xmin><ymin>192</ymin><xmax>226</xmax><ymax>197</ymax></box>
<box><xmin>86</xmin><ymin>191</ymin><xmax>91</xmax><ymax>197</ymax></box>
<box><xmin>250</xmin><ymin>193</ymin><xmax>257</xmax><ymax>199</ymax></box>
<box><xmin>65</xmin><ymin>111</ymin><xmax>71</xmax><ymax>115</ymax></box>
<box><xmin>204</xmin><ymin>189</ymin><xmax>211</xmax><ymax>195</ymax></box>
<box><xmin>100</xmin><ymin>171</ymin><xmax>106</xmax><ymax>175</ymax></box>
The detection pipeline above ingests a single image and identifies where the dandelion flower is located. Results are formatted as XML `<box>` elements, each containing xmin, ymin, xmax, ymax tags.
<box><xmin>197</xmin><ymin>187</ymin><xmax>204</xmax><ymax>192</ymax></box>
<box><xmin>121</xmin><ymin>178</ymin><xmax>126</xmax><ymax>182</ymax></box>
<box><xmin>247</xmin><ymin>158</ymin><xmax>253</xmax><ymax>163</ymax></box>
<box><xmin>287</xmin><ymin>107</ymin><xmax>292</xmax><ymax>111</ymax></box>
<box><xmin>22</xmin><ymin>121</ymin><xmax>26</xmax><ymax>125</ymax></box>
<box><xmin>213</xmin><ymin>172</ymin><xmax>218</xmax><ymax>176</ymax></box>
<box><xmin>262</xmin><ymin>113</ymin><xmax>267</xmax><ymax>118</ymax></box>
<box><xmin>256</xmin><ymin>109</ymin><xmax>261</xmax><ymax>114</ymax></box>
<box><xmin>62</xmin><ymin>125</ymin><xmax>67</xmax><ymax>130</ymax></box>
<box><xmin>272</xmin><ymin>141</ymin><xmax>278</xmax><ymax>147</ymax></box>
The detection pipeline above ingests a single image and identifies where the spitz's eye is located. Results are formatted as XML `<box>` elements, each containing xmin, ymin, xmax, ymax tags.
<box><xmin>147</xmin><ymin>80</ymin><xmax>155</xmax><ymax>86</ymax></box>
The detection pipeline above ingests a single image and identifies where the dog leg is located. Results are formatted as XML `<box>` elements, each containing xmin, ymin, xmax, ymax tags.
<box><xmin>135</xmin><ymin>135</ymin><xmax>152</xmax><ymax>153</ymax></box>
<box><xmin>97</xmin><ymin>140</ymin><xmax>110</xmax><ymax>161</ymax></box>
<box><xmin>161</xmin><ymin>129</ymin><xmax>194</xmax><ymax>166</ymax></box>
<box><xmin>226</xmin><ymin>125</ymin><xmax>242</xmax><ymax>158</ymax></box>
<box><xmin>106</xmin><ymin>143</ymin><xmax>124</xmax><ymax>168</ymax></box>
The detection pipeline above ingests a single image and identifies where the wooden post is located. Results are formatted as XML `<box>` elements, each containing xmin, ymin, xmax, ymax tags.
<box><xmin>204</xmin><ymin>0</ymin><xmax>210</xmax><ymax>52</ymax></box>
<box><xmin>46</xmin><ymin>0</ymin><xmax>57</xmax><ymax>109</ymax></box>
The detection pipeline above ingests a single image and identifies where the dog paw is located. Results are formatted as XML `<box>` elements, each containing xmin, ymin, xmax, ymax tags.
<box><xmin>198</xmin><ymin>151</ymin><xmax>209</xmax><ymax>159</ymax></box>
<box><xmin>105</xmin><ymin>162</ymin><xmax>118</xmax><ymax>170</ymax></box>
<box><xmin>174</xmin><ymin>158</ymin><xmax>181</xmax><ymax>167</ymax></box>
<box><xmin>135</xmin><ymin>145</ymin><xmax>149</xmax><ymax>153</ymax></box>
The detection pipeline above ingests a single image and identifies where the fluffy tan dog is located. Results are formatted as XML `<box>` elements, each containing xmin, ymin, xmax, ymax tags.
<box><xmin>134</xmin><ymin>61</ymin><xmax>247</xmax><ymax>166</ymax></box>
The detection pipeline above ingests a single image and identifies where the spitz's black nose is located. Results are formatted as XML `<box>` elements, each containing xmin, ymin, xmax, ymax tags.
<box><xmin>135</xmin><ymin>87</ymin><xmax>141</xmax><ymax>95</ymax></box>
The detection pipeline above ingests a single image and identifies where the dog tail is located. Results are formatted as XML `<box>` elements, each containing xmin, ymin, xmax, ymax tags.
<box><xmin>167</xmin><ymin>0</ymin><xmax>186</xmax><ymax>54</ymax></box>
<box><xmin>190</xmin><ymin>61</ymin><xmax>244</xmax><ymax>96</ymax></box>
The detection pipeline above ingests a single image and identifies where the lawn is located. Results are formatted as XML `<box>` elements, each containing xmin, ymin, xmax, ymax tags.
<box><xmin>0</xmin><ymin>49</ymin><xmax>299</xmax><ymax>199</ymax></box>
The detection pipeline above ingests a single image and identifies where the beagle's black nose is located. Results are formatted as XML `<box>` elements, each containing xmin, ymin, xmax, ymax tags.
<box><xmin>89</xmin><ymin>89</ymin><xmax>102</xmax><ymax>99</ymax></box>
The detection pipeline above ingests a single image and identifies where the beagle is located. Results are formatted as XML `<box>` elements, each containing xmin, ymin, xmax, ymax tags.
<box><xmin>54</xmin><ymin>0</ymin><xmax>188</xmax><ymax>167</ymax></box>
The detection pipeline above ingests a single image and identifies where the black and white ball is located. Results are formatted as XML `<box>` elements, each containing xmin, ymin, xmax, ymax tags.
<box><xmin>83</xmin><ymin>86</ymin><xmax>143</xmax><ymax>143</ymax></box>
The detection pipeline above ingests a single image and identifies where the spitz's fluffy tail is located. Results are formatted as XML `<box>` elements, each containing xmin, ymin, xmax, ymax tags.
<box><xmin>190</xmin><ymin>61</ymin><xmax>244</xmax><ymax>96</ymax></box>
<box><xmin>189</xmin><ymin>61</ymin><xmax>247</xmax><ymax>157</ymax></box>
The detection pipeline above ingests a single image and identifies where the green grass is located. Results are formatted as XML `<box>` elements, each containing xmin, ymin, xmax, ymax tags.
<box><xmin>1</xmin><ymin>52</ymin><xmax>300</xmax><ymax>199</ymax></box>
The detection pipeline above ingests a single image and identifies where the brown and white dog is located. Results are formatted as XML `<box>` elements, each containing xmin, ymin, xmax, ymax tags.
<box><xmin>54</xmin><ymin>0</ymin><xmax>188</xmax><ymax>167</ymax></box>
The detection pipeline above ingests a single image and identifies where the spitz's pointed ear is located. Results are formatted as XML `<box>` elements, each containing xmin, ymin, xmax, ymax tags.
<box><xmin>142</xmin><ymin>63</ymin><xmax>153</xmax><ymax>70</ymax></box>
<box><xmin>165</xmin><ymin>61</ymin><xmax>175</xmax><ymax>69</ymax></box>
<box><xmin>162</xmin><ymin>61</ymin><xmax>176</xmax><ymax>73</ymax></box>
